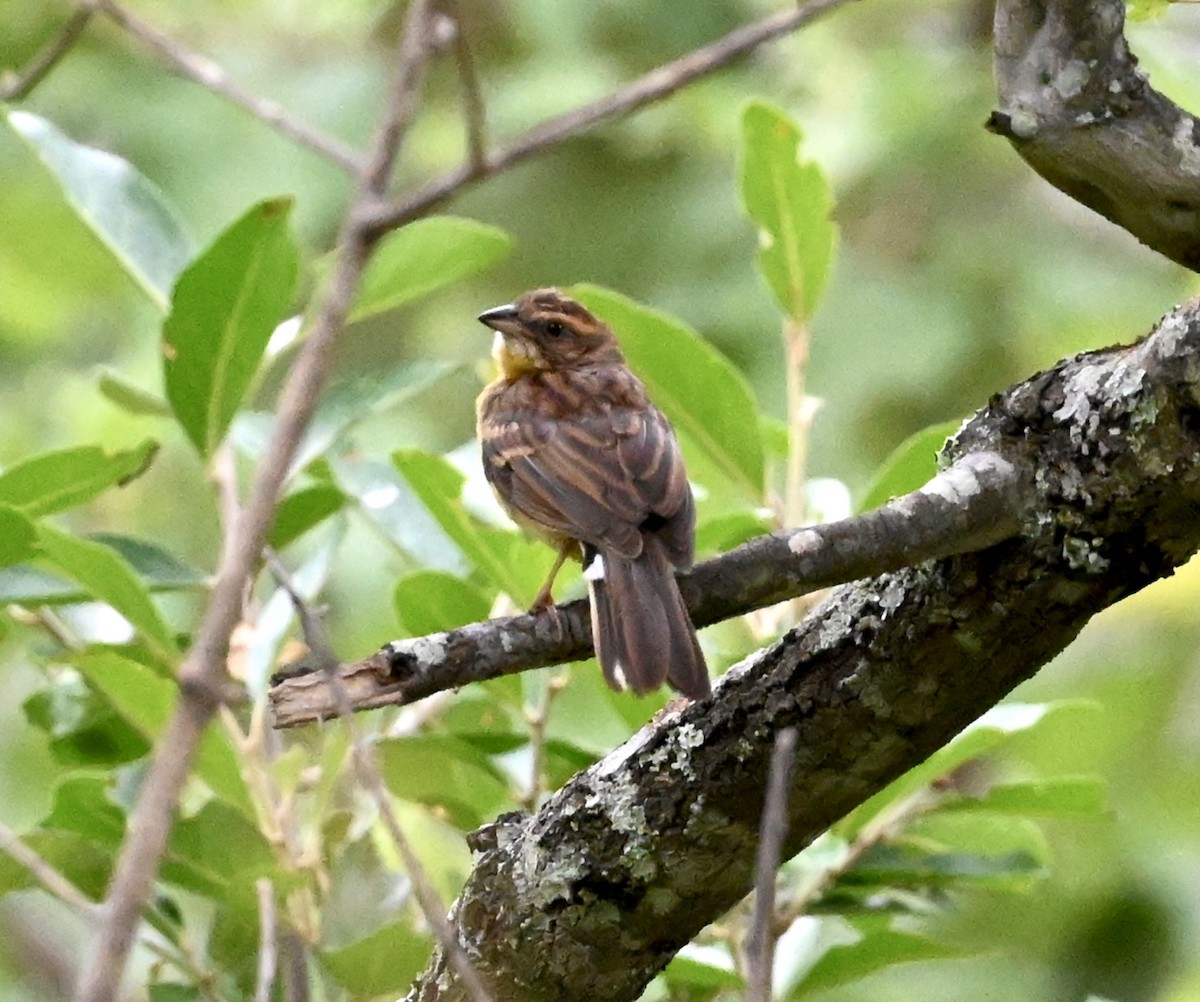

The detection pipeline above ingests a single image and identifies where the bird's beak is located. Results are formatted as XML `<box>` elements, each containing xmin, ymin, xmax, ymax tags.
<box><xmin>478</xmin><ymin>303</ymin><xmax>521</xmax><ymax>336</ymax></box>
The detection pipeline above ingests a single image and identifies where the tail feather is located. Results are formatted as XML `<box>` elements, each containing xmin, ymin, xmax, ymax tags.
<box><xmin>585</xmin><ymin>540</ymin><xmax>710</xmax><ymax>700</ymax></box>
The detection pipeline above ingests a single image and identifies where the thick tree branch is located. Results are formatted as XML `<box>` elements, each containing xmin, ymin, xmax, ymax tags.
<box><xmin>269</xmin><ymin>448</ymin><xmax>1027</xmax><ymax>726</ymax></box>
<box><xmin>991</xmin><ymin>0</ymin><xmax>1200</xmax><ymax>271</ymax></box>
<box><xmin>400</xmin><ymin>301</ymin><xmax>1200</xmax><ymax>1001</ymax></box>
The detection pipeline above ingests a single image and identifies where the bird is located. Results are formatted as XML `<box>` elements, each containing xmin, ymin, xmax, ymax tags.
<box><xmin>475</xmin><ymin>288</ymin><xmax>711</xmax><ymax>700</ymax></box>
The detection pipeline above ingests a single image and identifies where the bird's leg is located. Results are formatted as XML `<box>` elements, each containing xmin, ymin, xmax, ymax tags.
<box><xmin>530</xmin><ymin>543</ymin><xmax>571</xmax><ymax>614</ymax></box>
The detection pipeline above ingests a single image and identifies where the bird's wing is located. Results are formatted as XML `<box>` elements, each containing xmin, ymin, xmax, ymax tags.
<box><xmin>482</xmin><ymin>404</ymin><xmax>689</xmax><ymax>561</ymax></box>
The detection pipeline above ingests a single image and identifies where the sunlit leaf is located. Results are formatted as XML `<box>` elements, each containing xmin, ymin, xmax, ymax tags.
<box><xmin>163</xmin><ymin>197</ymin><xmax>298</xmax><ymax>458</ymax></box>
<box><xmin>3</xmin><ymin>110</ymin><xmax>194</xmax><ymax>308</ymax></box>
<box><xmin>37</xmin><ymin>525</ymin><xmax>179</xmax><ymax>663</ymax></box>
<box><xmin>857</xmin><ymin>420</ymin><xmax>960</xmax><ymax>513</ymax></box>
<box><xmin>740</xmin><ymin>100</ymin><xmax>836</xmax><ymax>321</ymax></box>
<box><xmin>0</xmin><ymin>441</ymin><xmax>158</xmax><ymax>517</ymax></box>
<box><xmin>573</xmin><ymin>285</ymin><xmax>765</xmax><ymax>503</ymax></box>
<box><xmin>349</xmin><ymin>216</ymin><xmax>513</xmax><ymax>322</ymax></box>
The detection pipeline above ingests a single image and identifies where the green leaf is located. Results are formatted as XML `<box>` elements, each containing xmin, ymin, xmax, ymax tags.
<box><xmin>0</xmin><ymin>830</ymin><xmax>112</xmax><ymax>900</ymax></box>
<box><xmin>98</xmin><ymin>368</ymin><xmax>172</xmax><ymax>417</ymax></box>
<box><xmin>377</xmin><ymin>733</ymin><xmax>515</xmax><ymax>829</ymax></box>
<box><xmin>43</xmin><ymin>775</ymin><xmax>127</xmax><ymax>845</ymax></box>
<box><xmin>837</xmin><ymin>702</ymin><xmax>1097</xmax><ymax>840</ymax></box>
<box><xmin>0</xmin><ymin>505</ymin><xmax>37</xmax><ymax>566</ymax></box>
<box><xmin>857</xmin><ymin>420</ymin><xmax>961</xmax><ymax>513</ymax></box>
<box><xmin>941</xmin><ymin>776</ymin><xmax>1108</xmax><ymax>817</ymax></box>
<box><xmin>3</xmin><ymin>110</ymin><xmax>194</xmax><ymax>309</ymax></box>
<box><xmin>73</xmin><ymin>648</ymin><xmax>254</xmax><ymax>818</ymax></box>
<box><xmin>0</xmin><ymin>534</ymin><xmax>204</xmax><ymax>604</ymax></box>
<box><xmin>661</xmin><ymin>955</ymin><xmax>742</xmax><ymax>993</ymax></box>
<box><xmin>321</xmin><ymin>920</ymin><xmax>431</xmax><ymax>996</ymax></box>
<box><xmin>37</xmin><ymin>525</ymin><xmax>179</xmax><ymax>662</ymax></box>
<box><xmin>0</xmin><ymin>441</ymin><xmax>158</xmax><ymax>517</ymax></box>
<box><xmin>268</xmin><ymin>484</ymin><xmax>347</xmax><ymax>550</ymax></box>
<box><xmin>330</xmin><ymin>454</ymin><xmax>468</xmax><ymax>575</ymax></box>
<box><xmin>391</xmin><ymin>449</ymin><xmax>547</xmax><ymax>601</ymax></box>
<box><xmin>572</xmin><ymin>285</ymin><xmax>765</xmax><ymax>503</ymax></box>
<box><xmin>233</xmin><ymin>361</ymin><xmax>454</xmax><ymax>476</ymax></box>
<box><xmin>394</xmin><ymin>570</ymin><xmax>491</xmax><ymax>636</ymax></box>
<box><xmin>740</xmin><ymin>100</ymin><xmax>837</xmax><ymax>321</ymax></box>
<box><xmin>163</xmin><ymin>197</ymin><xmax>298</xmax><ymax>457</ymax></box>
<box><xmin>349</xmin><ymin>216</ymin><xmax>513</xmax><ymax>322</ymax></box>
<box><xmin>24</xmin><ymin>674</ymin><xmax>150</xmax><ymax>766</ymax></box>
<box><xmin>793</xmin><ymin>916</ymin><xmax>962</xmax><ymax>997</ymax></box>
<box><xmin>90</xmin><ymin>533</ymin><xmax>207</xmax><ymax>591</ymax></box>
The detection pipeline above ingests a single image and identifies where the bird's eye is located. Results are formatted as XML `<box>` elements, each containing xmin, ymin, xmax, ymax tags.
<box><xmin>545</xmin><ymin>321</ymin><xmax>564</xmax><ymax>337</ymax></box>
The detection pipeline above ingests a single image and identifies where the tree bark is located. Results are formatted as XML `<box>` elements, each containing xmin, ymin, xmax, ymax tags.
<box><xmin>403</xmin><ymin>301</ymin><xmax>1200</xmax><ymax>1001</ymax></box>
<box><xmin>991</xmin><ymin>0</ymin><xmax>1200</xmax><ymax>271</ymax></box>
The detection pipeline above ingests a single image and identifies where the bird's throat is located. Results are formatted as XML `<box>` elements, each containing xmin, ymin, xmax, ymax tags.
<box><xmin>493</xmin><ymin>332</ymin><xmax>543</xmax><ymax>381</ymax></box>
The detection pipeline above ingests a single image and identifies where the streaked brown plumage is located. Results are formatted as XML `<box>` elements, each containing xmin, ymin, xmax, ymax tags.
<box><xmin>475</xmin><ymin>288</ymin><xmax>710</xmax><ymax>700</ymax></box>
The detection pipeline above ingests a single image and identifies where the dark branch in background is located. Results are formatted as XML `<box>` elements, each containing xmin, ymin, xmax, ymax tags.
<box><xmin>268</xmin><ymin>448</ymin><xmax>1026</xmax><ymax>726</ymax></box>
<box><xmin>72</xmin><ymin>4</ymin><xmax>437</xmax><ymax>1000</ymax></box>
<box><xmin>364</xmin><ymin>0</ymin><xmax>859</xmax><ymax>236</ymax></box>
<box><xmin>991</xmin><ymin>0</ymin><xmax>1200</xmax><ymax>271</ymax></box>
<box><xmin>746</xmin><ymin>728</ymin><xmax>798</xmax><ymax>1002</ymax></box>
<box><xmin>399</xmin><ymin>302</ymin><xmax>1200</xmax><ymax>1001</ymax></box>
<box><xmin>444</xmin><ymin>1</ymin><xmax>487</xmax><ymax>171</ymax></box>
<box><xmin>0</xmin><ymin>5</ymin><xmax>95</xmax><ymax>102</ymax></box>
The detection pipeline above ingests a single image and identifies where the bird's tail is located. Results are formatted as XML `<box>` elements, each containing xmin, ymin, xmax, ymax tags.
<box><xmin>584</xmin><ymin>539</ymin><xmax>710</xmax><ymax>700</ymax></box>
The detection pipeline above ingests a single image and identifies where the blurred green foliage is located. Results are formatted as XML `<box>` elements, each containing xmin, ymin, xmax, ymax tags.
<box><xmin>2</xmin><ymin>0</ymin><xmax>1200</xmax><ymax>1000</ymax></box>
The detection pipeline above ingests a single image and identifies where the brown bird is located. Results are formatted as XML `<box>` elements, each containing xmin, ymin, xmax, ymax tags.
<box><xmin>476</xmin><ymin>288</ymin><xmax>710</xmax><ymax>700</ymax></box>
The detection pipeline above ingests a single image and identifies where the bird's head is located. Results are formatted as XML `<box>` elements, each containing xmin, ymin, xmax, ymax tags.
<box><xmin>478</xmin><ymin>288</ymin><xmax>623</xmax><ymax>379</ymax></box>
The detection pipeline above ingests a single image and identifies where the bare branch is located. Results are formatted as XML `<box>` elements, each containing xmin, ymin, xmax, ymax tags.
<box><xmin>991</xmin><ymin>0</ymin><xmax>1200</xmax><ymax>271</ymax></box>
<box><xmin>91</xmin><ymin>0</ymin><xmax>362</xmax><ymax>175</ymax></box>
<box><xmin>365</xmin><ymin>0</ymin><xmax>859</xmax><ymax>236</ymax></box>
<box><xmin>253</xmin><ymin>880</ymin><xmax>278</xmax><ymax>1002</ymax></box>
<box><xmin>0</xmin><ymin>5</ymin><xmax>96</xmax><ymax>102</ymax></box>
<box><xmin>745</xmin><ymin>728</ymin><xmax>798</xmax><ymax>1002</ymax></box>
<box><xmin>72</xmin><ymin>5</ymin><xmax>437</xmax><ymax>999</ymax></box>
<box><xmin>269</xmin><ymin>448</ymin><xmax>1028</xmax><ymax>726</ymax></box>
<box><xmin>446</xmin><ymin>3</ymin><xmax>487</xmax><ymax>170</ymax></box>
<box><xmin>0</xmin><ymin>821</ymin><xmax>99</xmax><ymax>921</ymax></box>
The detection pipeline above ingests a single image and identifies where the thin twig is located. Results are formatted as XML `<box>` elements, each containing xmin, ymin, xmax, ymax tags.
<box><xmin>521</xmin><ymin>672</ymin><xmax>567</xmax><ymax>812</ymax></box>
<box><xmin>366</xmin><ymin>0</ymin><xmax>857</xmax><ymax>236</ymax></box>
<box><xmin>72</xmin><ymin>5</ymin><xmax>437</xmax><ymax>1000</ymax></box>
<box><xmin>91</xmin><ymin>0</ymin><xmax>362</xmax><ymax>175</ymax></box>
<box><xmin>0</xmin><ymin>4</ymin><xmax>97</xmax><ymax>102</ymax></box>
<box><xmin>445</xmin><ymin>2</ymin><xmax>487</xmax><ymax>170</ymax></box>
<box><xmin>269</xmin><ymin>549</ymin><xmax>494</xmax><ymax>1002</ymax></box>
<box><xmin>0</xmin><ymin>821</ymin><xmax>99</xmax><ymax>920</ymax></box>
<box><xmin>745</xmin><ymin>728</ymin><xmax>797</xmax><ymax>1002</ymax></box>
<box><xmin>253</xmin><ymin>879</ymin><xmax>278</xmax><ymax>1002</ymax></box>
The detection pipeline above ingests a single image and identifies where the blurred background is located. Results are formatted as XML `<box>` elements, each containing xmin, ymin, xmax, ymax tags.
<box><xmin>2</xmin><ymin>0</ymin><xmax>1200</xmax><ymax>999</ymax></box>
